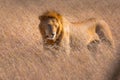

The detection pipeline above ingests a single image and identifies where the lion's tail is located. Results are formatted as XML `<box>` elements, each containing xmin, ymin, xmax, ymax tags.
<box><xmin>96</xmin><ymin>20</ymin><xmax>115</xmax><ymax>48</ymax></box>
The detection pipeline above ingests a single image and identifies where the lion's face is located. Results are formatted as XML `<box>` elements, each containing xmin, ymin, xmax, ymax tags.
<box><xmin>39</xmin><ymin>11</ymin><xmax>63</xmax><ymax>44</ymax></box>
<box><xmin>40</xmin><ymin>17</ymin><xmax>61</xmax><ymax>43</ymax></box>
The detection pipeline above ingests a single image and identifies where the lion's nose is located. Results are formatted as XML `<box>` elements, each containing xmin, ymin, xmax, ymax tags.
<box><xmin>51</xmin><ymin>33</ymin><xmax>55</xmax><ymax>36</ymax></box>
<box><xmin>46</xmin><ymin>35</ymin><xmax>49</xmax><ymax>38</ymax></box>
<box><xmin>51</xmin><ymin>33</ymin><xmax>56</xmax><ymax>39</ymax></box>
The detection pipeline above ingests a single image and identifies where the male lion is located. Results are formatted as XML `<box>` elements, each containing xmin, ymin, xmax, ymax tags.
<box><xmin>39</xmin><ymin>11</ymin><xmax>70</xmax><ymax>54</ymax></box>
<box><xmin>39</xmin><ymin>11</ymin><xmax>114</xmax><ymax>53</ymax></box>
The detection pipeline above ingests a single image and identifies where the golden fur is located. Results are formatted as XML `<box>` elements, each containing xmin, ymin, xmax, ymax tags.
<box><xmin>71</xmin><ymin>18</ymin><xmax>114</xmax><ymax>51</ymax></box>
<box><xmin>39</xmin><ymin>11</ymin><xmax>114</xmax><ymax>53</ymax></box>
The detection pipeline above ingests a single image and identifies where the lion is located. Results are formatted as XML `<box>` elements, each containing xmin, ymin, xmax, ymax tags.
<box><xmin>39</xmin><ymin>11</ymin><xmax>70</xmax><ymax>54</ymax></box>
<box><xmin>39</xmin><ymin>11</ymin><xmax>114</xmax><ymax>53</ymax></box>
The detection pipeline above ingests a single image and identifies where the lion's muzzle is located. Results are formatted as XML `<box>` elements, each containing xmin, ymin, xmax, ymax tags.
<box><xmin>46</xmin><ymin>32</ymin><xmax>56</xmax><ymax>41</ymax></box>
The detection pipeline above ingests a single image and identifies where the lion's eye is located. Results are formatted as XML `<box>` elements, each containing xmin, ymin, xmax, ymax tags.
<box><xmin>48</xmin><ymin>24</ymin><xmax>51</xmax><ymax>27</ymax></box>
<box><xmin>54</xmin><ymin>25</ymin><xmax>58</xmax><ymax>28</ymax></box>
<box><xmin>54</xmin><ymin>24</ymin><xmax>58</xmax><ymax>28</ymax></box>
<box><xmin>55</xmin><ymin>25</ymin><xmax>57</xmax><ymax>27</ymax></box>
<box><xmin>47</xmin><ymin>24</ymin><xmax>52</xmax><ymax>31</ymax></box>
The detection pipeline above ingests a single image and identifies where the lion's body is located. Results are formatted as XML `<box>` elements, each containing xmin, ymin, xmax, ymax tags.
<box><xmin>71</xmin><ymin>18</ymin><xmax>114</xmax><ymax>48</ymax></box>
<box><xmin>39</xmin><ymin>11</ymin><xmax>114</xmax><ymax>53</ymax></box>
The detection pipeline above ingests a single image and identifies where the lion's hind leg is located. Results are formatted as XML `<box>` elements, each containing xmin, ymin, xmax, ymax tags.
<box><xmin>95</xmin><ymin>21</ymin><xmax>114</xmax><ymax>47</ymax></box>
<box><xmin>87</xmin><ymin>39</ymin><xmax>100</xmax><ymax>52</ymax></box>
<box><xmin>86</xmin><ymin>32</ymin><xmax>100</xmax><ymax>52</ymax></box>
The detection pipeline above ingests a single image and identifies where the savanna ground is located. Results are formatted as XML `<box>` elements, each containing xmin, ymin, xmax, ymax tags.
<box><xmin>0</xmin><ymin>0</ymin><xmax>120</xmax><ymax>80</ymax></box>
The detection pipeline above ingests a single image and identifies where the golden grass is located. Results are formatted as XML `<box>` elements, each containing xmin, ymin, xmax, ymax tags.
<box><xmin>0</xmin><ymin>0</ymin><xmax>119</xmax><ymax>80</ymax></box>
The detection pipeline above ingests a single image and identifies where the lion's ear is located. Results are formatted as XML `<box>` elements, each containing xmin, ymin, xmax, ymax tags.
<box><xmin>57</xmin><ymin>13</ymin><xmax>61</xmax><ymax>17</ymax></box>
<box><xmin>39</xmin><ymin>16</ymin><xmax>45</xmax><ymax>21</ymax></box>
<box><xmin>56</xmin><ymin>13</ymin><xmax>62</xmax><ymax>19</ymax></box>
<box><xmin>39</xmin><ymin>16</ymin><xmax>42</xmax><ymax>21</ymax></box>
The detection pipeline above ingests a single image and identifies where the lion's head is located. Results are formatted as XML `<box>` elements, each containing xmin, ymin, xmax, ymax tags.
<box><xmin>39</xmin><ymin>11</ymin><xmax>63</xmax><ymax>45</ymax></box>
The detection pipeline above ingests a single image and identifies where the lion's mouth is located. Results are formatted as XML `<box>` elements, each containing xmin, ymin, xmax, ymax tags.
<box><xmin>44</xmin><ymin>34</ymin><xmax>57</xmax><ymax>44</ymax></box>
<box><xmin>44</xmin><ymin>38</ymin><xmax>55</xmax><ymax>44</ymax></box>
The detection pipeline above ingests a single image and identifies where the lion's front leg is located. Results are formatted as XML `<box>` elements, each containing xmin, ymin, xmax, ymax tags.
<box><xmin>60</xmin><ymin>35</ymin><xmax>70</xmax><ymax>55</ymax></box>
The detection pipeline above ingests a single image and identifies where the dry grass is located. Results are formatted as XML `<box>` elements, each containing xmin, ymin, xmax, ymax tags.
<box><xmin>0</xmin><ymin>0</ymin><xmax>120</xmax><ymax>80</ymax></box>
